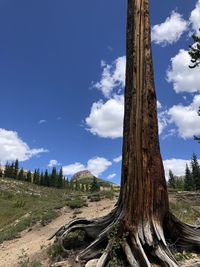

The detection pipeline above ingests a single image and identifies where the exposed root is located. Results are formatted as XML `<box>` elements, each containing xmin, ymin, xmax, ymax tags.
<box><xmin>165</xmin><ymin>212</ymin><xmax>200</xmax><ymax>252</ymax></box>
<box><xmin>50</xmin><ymin>208</ymin><xmax>200</xmax><ymax>267</ymax></box>
<box><xmin>122</xmin><ymin>241</ymin><xmax>140</xmax><ymax>267</ymax></box>
<box><xmin>96</xmin><ymin>244</ymin><xmax>110</xmax><ymax>267</ymax></box>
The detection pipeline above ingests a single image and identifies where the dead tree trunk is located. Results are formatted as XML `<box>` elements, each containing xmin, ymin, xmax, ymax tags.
<box><xmin>51</xmin><ymin>0</ymin><xmax>200</xmax><ymax>266</ymax></box>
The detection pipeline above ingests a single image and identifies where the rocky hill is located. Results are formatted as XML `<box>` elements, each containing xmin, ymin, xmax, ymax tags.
<box><xmin>71</xmin><ymin>170</ymin><xmax>119</xmax><ymax>188</ymax></box>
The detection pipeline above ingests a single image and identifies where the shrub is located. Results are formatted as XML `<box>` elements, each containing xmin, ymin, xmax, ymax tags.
<box><xmin>67</xmin><ymin>198</ymin><xmax>87</xmax><ymax>209</ymax></box>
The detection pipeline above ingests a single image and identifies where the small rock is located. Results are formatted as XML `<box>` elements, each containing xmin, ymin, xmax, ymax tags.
<box><xmin>85</xmin><ymin>259</ymin><xmax>98</xmax><ymax>267</ymax></box>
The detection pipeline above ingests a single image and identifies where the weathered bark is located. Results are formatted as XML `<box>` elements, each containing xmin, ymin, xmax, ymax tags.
<box><xmin>51</xmin><ymin>1</ymin><xmax>200</xmax><ymax>266</ymax></box>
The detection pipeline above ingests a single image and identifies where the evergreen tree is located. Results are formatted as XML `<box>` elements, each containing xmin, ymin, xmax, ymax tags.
<box><xmin>44</xmin><ymin>169</ymin><xmax>50</xmax><ymax>187</ymax></box>
<box><xmin>191</xmin><ymin>153</ymin><xmax>200</xmax><ymax>190</ymax></box>
<box><xmin>33</xmin><ymin>169</ymin><xmax>40</xmax><ymax>185</ymax></box>
<box><xmin>10</xmin><ymin>163</ymin><xmax>15</xmax><ymax>179</ymax></box>
<box><xmin>184</xmin><ymin>164</ymin><xmax>193</xmax><ymax>191</ymax></box>
<box><xmin>27</xmin><ymin>170</ymin><xmax>32</xmax><ymax>183</ymax></box>
<box><xmin>168</xmin><ymin>169</ymin><xmax>176</xmax><ymax>189</ymax></box>
<box><xmin>40</xmin><ymin>171</ymin><xmax>44</xmax><ymax>186</ymax></box>
<box><xmin>90</xmin><ymin>177</ymin><xmax>100</xmax><ymax>192</ymax></box>
<box><xmin>14</xmin><ymin>159</ymin><xmax>19</xmax><ymax>179</ymax></box>
<box><xmin>18</xmin><ymin>168</ymin><xmax>25</xmax><ymax>181</ymax></box>
<box><xmin>50</xmin><ymin>167</ymin><xmax>57</xmax><ymax>187</ymax></box>
<box><xmin>57</xmin><ymin>167</ymin><xmax>63</xmax><ymax>188</ymax></box>
<box><xmin>175</xmin><ymin>177</ymin><xmax>184</xmax><ymax>191</ymax></box>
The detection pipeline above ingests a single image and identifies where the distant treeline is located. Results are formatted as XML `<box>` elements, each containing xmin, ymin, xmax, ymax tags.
<box><xmin>168</xmin><ymin>153</ymin><xmax>200</xmax><ymax>191</ymax></box>
<box><xmin>0</xmin><ymin>159</ymin><xmax>100</xmax><ymax>192</ymax></box>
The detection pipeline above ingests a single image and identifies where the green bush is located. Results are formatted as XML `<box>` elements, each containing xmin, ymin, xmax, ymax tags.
<box><xmin>47</xmin><ymin>243</ymin><xmax>64</xmax><ymax>261</ymax></box>
<box><xmin>63</xmin><ymin>230</ymin><xmax>85</xmax><ymax>249</ymax></box>
<box><xmin>13</xmin><ymin>199</ymin><xmax>26</xmax><ymax>208</ymax></box>
<box><xmin>67</xmin><ymin>198</ymin><xmax>87</xmax><ymax>209</ymax></box>
<box><xmin>88</xmin><ymin>193</ymin><xmax>101</xmax><ymax>202</ymax></box>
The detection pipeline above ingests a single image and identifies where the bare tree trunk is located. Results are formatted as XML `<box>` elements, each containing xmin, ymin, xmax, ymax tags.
<box><xmin>51</xmin><ymin>1</ymin><xmax>200</xmax><ymax>266</ymax></box>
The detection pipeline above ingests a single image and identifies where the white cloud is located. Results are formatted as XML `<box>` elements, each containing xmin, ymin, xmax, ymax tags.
<box><xmin>168</xmin><ymin>95</ymin><xmax>200</xmax><ymax>139</ymax></box>
<box><xmin>39</xmin><ymin>120</ymin><xmax>46</xmax><ymax>124</ymax></box>
<box><xmin>190</xmin><ymin>0</ymin><xmax>200</xmax><ymax>35</ymax></box>
<box><xmin>48</xmin><ymin>160</ymin><xmax>60</xmax><ymax>168</ymax></box>
<box><xmin>107</xmin><ymin>173</ymin><xmax>116</xmax><ymax>180</ymax></box>
<box><xmin>63</xmin><ymin>162</ymin><xmax>85</xmax><ymax>176</ymax></box>
<box><xmin>87</xmin><ymin>157</ymin><xmax>112</xmax><ymax>177</ymax></box>
<box><xmin>85</xmin><ymin>95</ymin><xmax>124</xmax><ymax>139</ymax></box>
<box><xmin>158</xmin><ymin>110</ymin><xmax>169</xmax><ymax>135</ymax></box>
<box><xmin>157</xmin><ymin>100</ymin><xmax>162</xmax><ymax>109</ymax></box>
<box><xmin>113</xmin><ymin>155</ymin><xmax>122</xmax><ymax>163</ymax></box>
<box><xmin>63</xmin><ymin>157</ymin><xmax>112</xmax><ymax>177</ymax></box>
<box><xmin>94</xmin><ymin>56</ymin><xmax>126</xmax><ymax>98</ymax></box>
<box><xmin>0</xmin><ymin>128</ymin><xmax>48</xmax><ymax>164</ymax></box>
<box><xmin>163</xmin><ymin>159</ymin><xmax>190</xmax><ymax>179</ymax></box>
<box><xmin>167</xmin><ymin>49</ymin><xmax>200</xmax><ymax>93</ymax></box>
<box><xmin>151</xmin><ymin>11</ymin><xmax>188</xmax><ymax>46</ymax></box>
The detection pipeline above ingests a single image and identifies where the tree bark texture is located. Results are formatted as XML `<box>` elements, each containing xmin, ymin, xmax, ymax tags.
<box><xmin>51</xmin><ymin>1</ymin><xmax>200</xmax><ymax>266</ymax></box>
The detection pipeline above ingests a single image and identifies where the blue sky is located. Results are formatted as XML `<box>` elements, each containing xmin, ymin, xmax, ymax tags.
<box><xmin>0</xmin><ymin>0</ymin><xmax>200</xmax><ymax>183</ymax></box>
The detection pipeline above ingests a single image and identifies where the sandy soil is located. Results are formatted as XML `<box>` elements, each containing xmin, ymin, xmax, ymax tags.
<box><xmin>0</xmin><ymin>197</ymin><xmax>200</xmax><ymax>267</ymax></box>
<box><xmin>0</xmin><ymin>198</ymin><xmax>117</xmax><ymax>267</ymax></box>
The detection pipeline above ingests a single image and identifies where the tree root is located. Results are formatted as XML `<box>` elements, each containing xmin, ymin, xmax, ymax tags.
<box><xmin>49</xmin><ymin>209</ymin><xmax>200</xmax><ymax>266</ymax></box>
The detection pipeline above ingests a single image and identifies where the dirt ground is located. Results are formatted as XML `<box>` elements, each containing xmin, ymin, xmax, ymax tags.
<box><xmin>0</xmin><ymin>197</ymin><xmax>200</xmax><ymax>267</ymax></box>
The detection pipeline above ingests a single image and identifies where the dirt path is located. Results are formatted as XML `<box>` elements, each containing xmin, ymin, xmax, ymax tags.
<box><xmin>1</xmin><ymin>198</ymin><xmax>200</xmax><ymax>267</ymax></box>
<box><xmin>0</xmin><ymin>199</ymin><xmax>117</xmax><ymax>267</ymax></box>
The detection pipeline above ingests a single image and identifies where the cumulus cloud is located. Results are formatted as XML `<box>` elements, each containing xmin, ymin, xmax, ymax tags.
<box><xmin>0</xmin><ymin>128</ymin><xmax>48</xmax><ymax>164</ymax></box>
<box><xmin>85</xmin><ymin>95</ymin><xmax>124</xmax><ymax>139</ymax></box>
<box><xmin>63</xmin><ymin>157</ymin><xmax>112</xmax><ymax>177</ymax></box>
<box><xmin>87</xmin><ymin>157</ymin><xmax>112</xmax><ymax>177</ymax></box>
<box><xmin>158</xmin><ymin>110</ymin><xmax>169</xmax><ymax>135</ymax></box>
<box><xmin>167</xmin><ymin>49</ymin><xmax>200</xmax><ymax>93</ymax></box>
<box><xmin>157</xmin><ymin>100</ymin><xmax>162</xmax><ymax>109</ymax></box>
<box><xmin>168</xmin><ymin>95</ymin><xmax>200</xmax><ymax>139</ymax></box>
<box><xmin>107</xmin><ymin>173</ymin><xmax>116</xmax><ymax>180</ymax></box>
<box><xmin>38</xmin><ymin>120</ymin><xmax>47</xmax><ymax>124</ymax></box>
<box><xmin>151</xmin><ymin>11</ymin><xmax>188</xmax><ymax>46</ymax></box>
<box><xmin>94</xmin><ymin>56</ymin><xmax>126</xmax><ymax>98</ymax></box>
<box><xmin>48</xmin><ymin>160</ymin><xmax>60</xmax><ymax>168</ymax></box>
<box><xmin>190</xmin><ymin>0</ymin><xmax>200</xmax><ymax>34</ymax></box>
<box><xmin>163</xmin><ymin>159</ymin><xmax>191</xmax><ymax>179</ymax></box>
<box><xmin>63</xmin><ymin>163</ymin><xmax>85</xmax><ymax>176</ymax></box>
<box><xmin>113</xmin><ymin>155</ymin><xmax>122</xmax><ymax>163</ymax></box>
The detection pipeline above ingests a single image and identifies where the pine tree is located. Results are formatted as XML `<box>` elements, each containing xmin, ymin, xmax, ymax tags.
<box><xmin>57</xmin><ymin>167</ymin><xmax>63</xmax><ymax>188</ymax></box>
<box><xmin>44</xmin><ymin>169</ymin><xmax>50</xmax><ymax>187</ymax></box>
<box><xmin>10</xmin><ymin>163</ymin><xmax>15</xmax><ymax>179</ymax></box>
<box><xmin>90</xmin><ymin>177</ymin><xmax>100</xmax><ymax>192</ymax></box>
<box><xmin>50</xmin><ymin>167</ymin><xmax>57</xmax><ymax>187</ymax></box>
<box><xmin>168</xmin><ymin>169</ymin><xmax>176</xmax><ymax>189</ymax></box>
<box><xmin>184</xmin><ymin>164</ymin><xmax>193</xmax><ymax>191</ymax></box>
<box><xmin>40</xmin><ymin>171</ymin><xmax>44</xmax><ymax>186</ymax></box>
<box><xmin>191</xmin><ymin>153</ymin><xmax>200</xmax><ymax>190</ymax></box>
<box><xmin>18</xmin><ymin>168</ymin><xmax>25</xmax><ymax>181</ymax></box>
<box><xmin>27</xmin><ymin>170</ymin><xmax>32</xmax><ymax>183</ymax></box>
<box><xmin>14</xmin><ymin>159</ymin><xmax>19</xmax><ymax>179</ymax></box>
<box><xmin>33</xmin><ymin>169</ymin><xmax>40</xmax><ymax>185</ymax></box>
